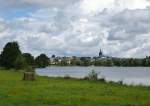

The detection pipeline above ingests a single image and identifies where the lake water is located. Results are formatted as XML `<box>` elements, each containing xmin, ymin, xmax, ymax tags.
<box><xmin>36</xmin><ymin>66</ymin><xmax>150</xmax><ymax>86</ymax></box>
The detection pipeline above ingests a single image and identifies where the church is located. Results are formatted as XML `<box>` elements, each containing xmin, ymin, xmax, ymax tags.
<box><xmin>98</xmin><ymin>49</ymin><xmax>120</xmax><ymax>60</ymax></box>
<box><xmin>99</xmin><ymin>49</ymin><xmax>103</xmax><ymax>58</ymax></box>
<box><xmin>98</xmin><ymin>49</ymin><xmax>108</xmax><ymax>58</ymax></box>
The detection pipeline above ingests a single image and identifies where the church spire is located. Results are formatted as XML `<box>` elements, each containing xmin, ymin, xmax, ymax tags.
<box><xmin>99</xmin><ymin>49</ymin><xmax>103</xmax><ymax>57</ymax></box>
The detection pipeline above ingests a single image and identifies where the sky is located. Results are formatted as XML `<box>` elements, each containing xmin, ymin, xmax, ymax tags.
<box><xmin>0</xmin><ymin>0</ymin><xmax>150</xmax><ymax>58</ymax></box>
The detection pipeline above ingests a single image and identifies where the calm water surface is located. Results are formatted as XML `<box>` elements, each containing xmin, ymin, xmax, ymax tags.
<box><xmin>36</xmin><ymin>66</ymin><xmax>150</xmax><ymax>86</ymax></box>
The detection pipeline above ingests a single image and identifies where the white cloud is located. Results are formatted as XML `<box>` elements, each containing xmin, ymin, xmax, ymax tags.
<box><xmin>80</xmin><ymin>0</ymin><xmax>150</xmax><ymax>14</ymax></box>
<box><xmin>1</xmin><ymin>0</ymin><xmax>150</xmax><ymax>57</ymax></box>
<box><xmin>80</xmin><ymin>0</ymin><xmax>114</xmax><ymax>14</ymax></box>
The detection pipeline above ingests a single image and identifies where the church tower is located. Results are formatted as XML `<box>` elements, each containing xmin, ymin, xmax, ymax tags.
<box><xmin>99</xmin><ymin>49</ymin><xmax>103</xmax><ymax>57</ymax></box>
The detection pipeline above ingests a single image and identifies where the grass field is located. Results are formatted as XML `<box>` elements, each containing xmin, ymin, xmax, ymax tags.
<box><xmin>0</xmin><ymin>69</ymin><xmax>150</xmax><ymax>106</ymax></box>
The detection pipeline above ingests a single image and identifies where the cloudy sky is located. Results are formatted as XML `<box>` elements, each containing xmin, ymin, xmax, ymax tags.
<box><xmin>0</xmin><ymin>0</ymin><xmax>150</xmax><ymax>57</ymax></box>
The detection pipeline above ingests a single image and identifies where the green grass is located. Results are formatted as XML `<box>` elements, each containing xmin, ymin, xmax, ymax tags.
<box><xmin>0</xmin><ymin>69</ymin><xmax>150</xmax><ymax>106</ymax></box>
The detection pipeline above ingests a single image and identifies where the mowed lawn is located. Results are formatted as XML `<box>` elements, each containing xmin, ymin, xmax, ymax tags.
<box><xmin>0</xmin><ymin>70</ymin><xmax>150</xmax><ymax>106</ymax></box>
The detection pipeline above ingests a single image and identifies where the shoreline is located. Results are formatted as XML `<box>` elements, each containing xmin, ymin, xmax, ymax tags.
<box><xmin>36</xmin><ymin>74</ymin><xmax>150</xmax><ymax>88</ymax></box>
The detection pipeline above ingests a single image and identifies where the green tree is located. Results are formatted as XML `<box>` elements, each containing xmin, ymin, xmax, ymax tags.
<box><xmin>143</xmin><ymin>56</ymin><xmax>150</xmax><ymax>66</ymax></box>
<box><xmin>14</xmin><ymin>55</ymin><xmax>27</xmax><ymax>69</ymax></box>
<box><xmin>0</xmin><ymin>42</ymin><xmax>23</xmax><ymax>69</ymax></box>
<box><xmin>80</xmin><ymin>57</ymin><xmax>91</xmax><ymax>66</ymax></box>
<box><xmin>35</xmin><ymin>54</ymin><xmax>49</xmax><ymax>68</ymax></box>
<box><xmin>51</xmin><ymin>55</ymin><xmax>56</xmax><ymax>58</ymax></box>
<box><xmin>60</xmin><ymin>59</ymin><xmax>68</xmax><ymax>66</ymax></box>
<box><xmin>106</xmin><ymin>59</ymin><xmax>114</xmax><ymax>66</ymax></box>
<box><xmin>22</xmin><ymin>53</ymin><xmax>34</xmax><ymax>66</ymax></box>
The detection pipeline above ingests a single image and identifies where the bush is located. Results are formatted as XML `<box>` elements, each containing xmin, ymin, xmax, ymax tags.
<box><xmin>14</xmin><ymin>55</ymin><xmax>27</xmax><ymax>70</ymax></box>
<box><xmin>25</xmin><ymin>66</ymin><xmax>35</xmax><ymax>72</ymax></box>
<box><xmin>64</xmin><ymin>75</ymin><xmax>71</xmax><ymax>79</ymax></box>
<box><xmin>98</xmin><ymin>78</ymin><xmax>105</xmax><ymax>82</ymax></box>
<box><xmin>83</xmin><ymin>76</ymin><xmax>89</xmax><ymax>80</ymax></box>
<box><xmin>88</xmin><ymin>70</ymin><xmax>98</xmax><ymax>81</ymax></box>
<box><xmin>118</xmin><ymin>80</ymin><xmax>123</xmax><ymax>85</ymax></box>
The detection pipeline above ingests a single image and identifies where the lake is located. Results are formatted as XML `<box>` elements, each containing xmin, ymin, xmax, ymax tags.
<box><xmin>36</xmin><ymin>66</ymin><xmax>150</xmax><ymax>86</ymax></box>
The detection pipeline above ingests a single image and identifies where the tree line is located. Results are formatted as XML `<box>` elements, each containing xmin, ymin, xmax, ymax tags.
<box><xmin>0</xmin><ymin>42</ymin><xmax>49</xmax><ymax>69</ymax></box>
<box><xmin>54</xmin><ymin>57</ymin><xmax>150</xmax><ymax>67</ymax></box>
<box><xmin>93</xmin><ymin>58</ymin><xmax>150</xmax><ymax>67</ymax></box>
<box><xmin>1</xmin><ymin>42</ymin><xmax>150</xmax><ymax>70</ymax></box>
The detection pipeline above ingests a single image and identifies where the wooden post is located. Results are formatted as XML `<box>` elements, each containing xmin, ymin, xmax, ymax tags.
<box><xmin>23</xmin><ymin>72</ymin><xmax>35</xmax><ymax>81</ymax></box>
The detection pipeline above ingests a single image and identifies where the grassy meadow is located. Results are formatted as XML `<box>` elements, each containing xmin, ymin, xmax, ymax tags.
<box><xmin>0</xmin><ymin>69</ymin><xmax>150</xmax><ymax>106</ymax></box>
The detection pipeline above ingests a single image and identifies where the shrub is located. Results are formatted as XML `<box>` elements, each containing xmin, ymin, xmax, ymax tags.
<box><xmin>14</xmin><ymin>55</ymin><xmax>27</xmax><ymax>70</ymax></box>
<box><xmin>64</xmin><ymin>75</ymin><xmax>71</xmax><ymax>79</ymax></box>
<box><xmin>118</xmin><ymin>80</ymin><xmax>123</xmax><ymax>85</ymax></box>
<box><xmin>83</xmin><ymin>76</ymin><xmax>89</xmax><ymax>80</ymax></box>
<box><xmin>88</xmin><ymin>70</ymin><xmax>98</xmax><ymax>81</ymax></box>
<box><xmin>98</xmin><ymin>78</ymin><xmax>105</xmax><ymax>82</ymax></box>
<box><xmin>25</xmin><ymin>66</ymin><xmax>35</xmax><ymax>72</ymax></box>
